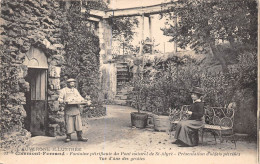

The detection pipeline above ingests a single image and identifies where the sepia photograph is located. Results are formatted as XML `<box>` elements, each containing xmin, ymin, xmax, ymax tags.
<box><xmin>0</xmin><ymin>0</ymin><xmax>258</xmax><ymax>164</ymax></box>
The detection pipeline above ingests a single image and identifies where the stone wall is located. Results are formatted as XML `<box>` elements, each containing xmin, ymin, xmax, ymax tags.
<box><xmin>0</xmin><ymin>0</ymin><xmax>65</xmax><ymax>149</ymax></box>
<box><xmin>1</xmin><ymin>0</ymin><xmax>112</xmax><ymax>149</ymax></box>
<box><xmin>101</xmin><ymin>63</ymin><xmax>117</xmax><ymax>101</ymax></box>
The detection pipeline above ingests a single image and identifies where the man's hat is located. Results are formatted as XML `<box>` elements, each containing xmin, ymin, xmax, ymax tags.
<box><xmin>190</xmin><ymin>87</ymin><xmax>205</xmax><ymax>95</ymax></box>
<box><xmin>66</xmin><ymin>78</ymin><xmax>76</xmax><ymax>83</ymax></box>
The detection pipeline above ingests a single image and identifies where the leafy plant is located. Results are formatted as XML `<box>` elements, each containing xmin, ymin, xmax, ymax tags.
<box><xmin>112</xmin><ymin>17</ymin><xmax>139</xmax><ymax>42</ymax></box>
<box><xmin>111</xmin><ymin>17</ymin><xmax>139</xmax><ymax>57</ymax></box>
<box><xmin>59</xmin><ymin>1</ymin><xmax>101</xmax><ymax>106</ymax></box>
<box><xmin>162</xmin><ymin>0</ymin><xmax>257</xmax><ymax>73</ymax></box>
<box><xmin>128</xmin><ymin>49</ymin><xmax>257</xmax><ymax>116</ymax></box>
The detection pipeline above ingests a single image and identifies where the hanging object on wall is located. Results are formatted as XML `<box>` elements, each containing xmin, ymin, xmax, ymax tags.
<box><xmin>49</xmin><ymin>66</ymin><xmax>61</xmax><ymax>78</ymax></box>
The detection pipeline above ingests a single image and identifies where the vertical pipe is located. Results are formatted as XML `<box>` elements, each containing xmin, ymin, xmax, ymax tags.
<box><xmin>164</xmin><ymin>42</ymin><xmax>165</xmax><ymax>55</ymax></box>
<box><xmin>174</xmin><ymin>17</ymin><xmax>177</xmax><ymax>53</ymax></box>
<box><xmin>148</xmin><ymin>16</ymin><xmax>154</xmax><ymax>54</ymax></box>
<box><xmin>123</xmin><ymin>42</ymin><xmax>125</xmax><ymax>55</ymax></box>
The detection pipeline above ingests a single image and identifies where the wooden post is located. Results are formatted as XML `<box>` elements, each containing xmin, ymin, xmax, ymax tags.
<box><xmin>173</xmin><ymin>17</ymin><xmax>177</xmax><ymax>53</ymax></box>
<box><xmin>123</xmin><ymin>42</ymin><xmax>125</xmax><ymax>55</ymax></box>
<box><xmin>139</xmin><ymin>14</ymin><xmax>144</xmax><ymax>56</ymax></box>
<box><xmin>148</xmin><ymin>16</ymin><xmax>154</xmax><ymax>54</ymax></box>
<box><xmin>164</xmin><ymin>42</ymin><xmax>165</xmax><ymax>55</ymax></box>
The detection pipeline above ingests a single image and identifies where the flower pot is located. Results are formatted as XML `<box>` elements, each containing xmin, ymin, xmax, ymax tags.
<box><xmin>153</xmin><ymin>114</ymin><xmax>171</xmax><ymax>132</ymax></box>
<box><xmin>130</xmin><ymin>112</ymin><xmax>148</xmax><ymax>128</ymax></box>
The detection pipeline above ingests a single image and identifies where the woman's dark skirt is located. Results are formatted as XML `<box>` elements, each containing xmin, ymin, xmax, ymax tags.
<box><xmin>174</xmin><ymin>120</ymin><xmax>203</xmax><ymax>146</ymax></box>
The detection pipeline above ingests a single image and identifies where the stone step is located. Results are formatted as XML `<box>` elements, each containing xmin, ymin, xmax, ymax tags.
<box><xmin>117</xmin><ymin>73</ymin><xmax>129</xmax><ymax>76</ymax></box>
<box><xmin>117</xmin><ymin>70</ymin><xmax>129</xmax><ymax>73</ymax></box>
<box><xmin>117</xmin><ymin>66</ymin><xmax>128</xmax><ymax>69</ymax></box>
<box><xmin>114</xmin><ymin>100</ymin><xmax>127</xmax><ymax>106</ymax></box>
<box><xmin>117</xmin><ymin>72</ymin><xmax>129</xmax><ymax>75</ymax></box>
<box><xmin>118</xmin><ymin>88</ymin><xmax>130</xmax><ymax>92</ymax></box>
<box><xmin>117</xmin><ymin>78</ymin><xmax>129</xmax><ymax>81</ymax></box>
<box><xmin>115</xmin><ymin>95</ymin><xmax>128</xmax><ymax>100</ymax></box>
<box><xmin>117</xmin><ymin>90</ymin><xmax>129</xmax><ymax>95</ymax></box>
<box><xmin>128</xmin><ymin>87</ymin><xmax>134</xmax><ymax>91</ymax></box>
<box><xmin>117</xmin><ymin>62</ymin><xmax>128</xmax><ymax>65</ymax></box>
<box><xmin>116</xmin><ymin>92</ymin><xmax>129</xmax><ymax>96</ymax></box>
<box><xmin>116</xmin><ymin>65</ymin><xmax>128</xmax><ymax>68</ymax></box>
<box><xmin>116</xmin><ymin>93</ymin><xmax>129</xmax><ymax>96</ymax></box>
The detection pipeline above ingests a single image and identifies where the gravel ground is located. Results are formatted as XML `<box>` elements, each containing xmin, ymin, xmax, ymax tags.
<box><xmin>2</xmin><ymin>105</ymin><xmax>258</xmax><ymax>164</ymax></box>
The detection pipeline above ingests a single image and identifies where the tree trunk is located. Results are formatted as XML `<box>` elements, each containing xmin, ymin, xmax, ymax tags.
<box><xmin>208</xmin><ymin>42</ymin><xmax>229</xmax><ymax>74</ymax></box>
<box><xmin>227</xmin><ymin>34</ymin><xmax>235</xmax><ymax>48</ymax></box>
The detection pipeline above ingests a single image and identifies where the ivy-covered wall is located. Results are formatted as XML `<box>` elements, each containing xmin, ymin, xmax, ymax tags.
<box><xmin>0</xmin><ymin>0</ymin><xmax>65</xmax><ymax>150</ymax></box>
<box><xmin>59</xmin><ymin>0</ymin><xmax>106</xmax><ymax>119</ymax></box>
<box><xmin>1</xmin><ymin>0</ymin><xmax>108</xmax><ymax>150</ymax></box>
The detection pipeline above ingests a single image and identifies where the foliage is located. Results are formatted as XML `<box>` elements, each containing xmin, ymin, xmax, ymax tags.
<box><xmin>81</xmin><ymin>106</ymin><xmax>106</xmax><ymax>118</ymax></box>
<box><xmin>59</xmin><ymin>1</ymin><xmax>101</xmax><ymax>105</ymax></box>
<box><xmin>0</xmin><ymin>129</ymin><xmax>31</xmax><ymax>152</ymax></box>
<box><xmin>0</xmin><ymin>9</ymin><xmax>26</xmax><ymax>135</ymax></box>
<box><xmin>129</xmin><ymin>51</ymin><xmax>257</xmax><ymax>113</ymax></box>
<box><xmin>201</xmin><ymin>52</ymin><xmax>257</xmax><ymax>107</ymax></box>
<box><xmin>111</xmin><ymin>17</ymin><xmax>139</xmax><ymax>56</ymax></box>
<box><xmin>129</xmin><ymin>55</ymin><xmax>192</xmax><ymax>114</ymax></box>
<box><xmin>162</xmin><ymin>0</ymin><xmax>257</xmax><ymax>73</ymax></box>
<box><xmin>128</xmin><ymin>65</ymin><xmax>147</xmax><ymax>113</ymax></box>
<box><xmin>83</xmin><ymin>0</ymin><xmax>108</xmax><ymax>11</ymax></box>
<box><xmin>142</xmin><ymin>37</ymin><xmax>155</xmax><ymax>54</ymax></box>
<box><xmin>1</xmin><ymin>0</ymin><xmax>63</xmax><ymax>148</ymax></box>
<box><xmin>200</xmin><ymin>71</ymin><xmax>235</xmax><ymax>107</ymax></box>
<box><xmin>235</xmin><ymin>52</ymin><xmax>257</xmax><ymax>91</ymax></box>
<box><xmin>112</xmin><ymin>17</ymin><xmax>139</xmax><ymax>42</ymax></box>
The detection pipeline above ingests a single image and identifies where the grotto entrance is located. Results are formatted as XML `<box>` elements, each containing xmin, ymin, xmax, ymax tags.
<box><xmin>23</xmin><ymin>47</ymin><xmax>48</xmax><ymax>136</ymax></box>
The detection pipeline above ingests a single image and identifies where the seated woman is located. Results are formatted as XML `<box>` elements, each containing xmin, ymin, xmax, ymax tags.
<box><xmin>173</xmin><ymin>87</ymin><xmax>205</xmax><ymax>147</ymax></box>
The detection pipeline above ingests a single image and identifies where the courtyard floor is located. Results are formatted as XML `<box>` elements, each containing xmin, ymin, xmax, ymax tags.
<box><xmin>2</xmin><ymin>105</ymin><xmax>258</xmax><ymax>164</ymax></box>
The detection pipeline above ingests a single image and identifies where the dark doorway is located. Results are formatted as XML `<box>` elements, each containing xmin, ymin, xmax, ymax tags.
<box><xmin>24</xmin><ymin>68</ymin><xmax>48</xmax><ymax>136</ymax></box>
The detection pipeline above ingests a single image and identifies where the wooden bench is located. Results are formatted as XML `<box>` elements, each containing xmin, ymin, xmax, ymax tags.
<box><xmin>169</xmin><ymin>105</ymin><xmax>236</xmax><ymax>147</ymax></box>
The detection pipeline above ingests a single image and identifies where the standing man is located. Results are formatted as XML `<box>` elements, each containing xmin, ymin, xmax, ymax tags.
<box><xmin>58</xmin><ymin>78</ymin><xmax>88</xmax><ymax>142</ymax></box>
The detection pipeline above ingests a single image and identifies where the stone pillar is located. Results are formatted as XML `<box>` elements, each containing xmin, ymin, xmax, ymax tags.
<box><xmin>47</xmin><ymin>51</ymin><xmax>65</xmax><ymax>136</ymax></box>
<box><xmin>139</xmin><ymin>14</ymin><xmax>145</xmax><ymax>56</ymax></box>
<box><xmin>148</xmin><ymin>16</ymin><xmax>154</xmax><ymax>54</ymax></box>
<box><xmin>173</xmin><ymin>17</ymin><xmax>177</xmax><ymax>53</ymax></box>
<box><xmin>99</xmin><ymin>20</ymin><xmax>105</xmax><ymax>66</ymax></box>
<box><xmin>99</xmin><ymin>19</ymin><xmax>113</xmax><ymax>63</ymax></box>
<box><xmin>98</xmin><ymin>18</ymin><xmax>116</xmax><ymax>101</ymax></box>
<box><xmin>101</xmin><ymin>63</ymin><xmax>117</xmax><ymax>101</ymax></box>
<box><xmin>47</xmin><ymin>64</ymin><xmax>65</xmax><ymax>136</ymax></box>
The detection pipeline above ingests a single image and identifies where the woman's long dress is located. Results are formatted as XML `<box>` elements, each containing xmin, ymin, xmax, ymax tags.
<box><xmin>174</xmin><ymin>102</ymin><xmax>204</xmax><ymax>146</ymax></box>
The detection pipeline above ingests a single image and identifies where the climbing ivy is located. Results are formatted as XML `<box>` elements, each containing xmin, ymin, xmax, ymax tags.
<box><xmin>59</xmin><ymin>1</ymin><xmax>101</xmax><ymax>106</ymax></box>
<box><xmin>0</xmin><ymin>0</ymin><xmax>63</xmax><ymax>150</ymax></box>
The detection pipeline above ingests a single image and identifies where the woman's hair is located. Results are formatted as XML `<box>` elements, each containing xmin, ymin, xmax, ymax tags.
<box><xmin>193</xmin><ymin>92</ymin><xmax>204</xmax><ymax>101</ymax></box>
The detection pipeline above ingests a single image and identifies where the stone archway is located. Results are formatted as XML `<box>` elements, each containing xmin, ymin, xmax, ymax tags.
<box><xmin>21</xmin><ymin>43</ymin><xmax>63</xmax><ymax>136</ymax></box>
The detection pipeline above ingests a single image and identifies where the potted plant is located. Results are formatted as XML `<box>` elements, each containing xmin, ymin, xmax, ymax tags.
<box><xmin>129</xmin><ymin>58</ymin><xmax>148</xmax><ymax>128</ymax></box>
<box><xmin>150</xmin><ymin>81</ymin><xmax>172</xmax><ymax>132</ymax></box>
<box><xmin>149</xmin><ymin>57</ymin><xmax>186</xmax><ymax>132</ymax></box>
